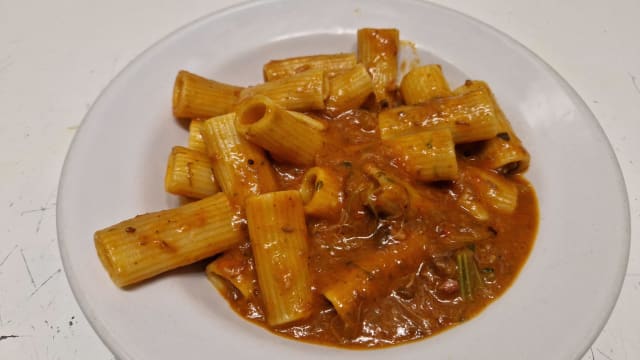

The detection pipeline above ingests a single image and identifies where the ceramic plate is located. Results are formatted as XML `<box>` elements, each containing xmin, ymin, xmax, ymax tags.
<box><xmin>57</xmin><ymin>0</ymin><xmax>630</xmax><ymax>359</ymax></box>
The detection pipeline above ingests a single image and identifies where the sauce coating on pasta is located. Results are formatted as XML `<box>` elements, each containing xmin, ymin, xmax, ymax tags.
<box><xmin>212</xmin><ymin>108</ymin><xmax>538</xmax><ymax>347</ymax></box>
<box><xmin>95</xmin><ymin>28</ymin><xmax>539</xmax><ymax>350</ymax></box>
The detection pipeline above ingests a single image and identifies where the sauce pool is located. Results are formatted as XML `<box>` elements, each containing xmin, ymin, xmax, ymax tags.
<box><xmin>212</xmin><ymin>108</ymin><xmax>538</xmax><ymax>348</ymax></box>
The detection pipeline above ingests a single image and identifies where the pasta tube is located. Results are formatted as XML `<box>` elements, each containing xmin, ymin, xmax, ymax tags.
<box><xmin>385</xmin><ymin>129</ymin><xmax>458</xmax><ymax>182</ymax></box>
<box><xmin>235</xmin><ymin>95</ymin><xmax>327</xmax><ymax>166</ymax></box>
<box><xmin>357</xmin><ymin>28</ymin><xmax>400</xmax><ymax>107</ymax></box>
<box><xmin>455</xmin><ymin>186</ymin><xmax>490</xmax><ymax>221</ymax></box>
<box><xmin>188</xmin><ymin>119</ymin><xmax>207</xmax><ymax>153</ymax></box>
<box><xmin>245</xmin><ymin>191</ymin><xmax>313</xmax><ymax>327</ymax></box>
<box><xmin>299</xmin><ymin>167</ymin><xmax>343</xmax><ymax>218</ymax></box>
<box><xmin>479</xmin><ymin>138</ymin><xmax>530</xmax><ymax>175</ymax></box>
<box><xmin>325</xmin><ymin>64</ymin><xmax>374</xmax><ymax>116</ymax></box>
<box><xmin>172</xmin><ymin>70</ymin><xmax>243</xmax><ymax>119</ymax></box>
<box><xmin>164</xmin><ymin>146</ymin><xmax>220</xmax><ymax>199</ymax></box>
<box><xmin>378</xmin><ymin>90</ymin><xmax>499</xmax><ymax>143</ymax></box>
<box><xmin>95</xmin><ymin>193</ymin><xmax>243</xmax><ymax>287</ymax></box>
<box><xmin>323</xmin><ymin>235</ymin><xmax>426</xmax><ymax>322</ymax></box>
<box><xmin>201</xmin><ymin>113</ymin><xmax>278</xmax><ymax>206</ymax></box>
<box><xmin>239</xmin><ymin>69</ymin><xmax>329</xmax><ymax>111</ymax></box>
<box><xmin>464</xmin><ymin>167</ymin><xmax>518</xmax><ymax>213</ymax></box>
<box><xmin>263</xmin><ymin>53</ymin><xmax>357</xmax><ymax>81</ymax></box>
<box><xmin>400</xmin><ymin>64</ymin><xmax>451</xmax><ymax>105</ymax></box>
<box><xmin>206</xmin><ymin>246</ymin><xmax>256</xmax><ymax>299</ymax></box>
<box><xmin>453</xmin><ymin>80</ymin><xmax>530</xmax><ymax>174</ymax></box>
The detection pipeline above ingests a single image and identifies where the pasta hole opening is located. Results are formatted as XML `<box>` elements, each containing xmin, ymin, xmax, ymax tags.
<box><xmin>501</xmin><ymin>161</ymin><xmax>521</xmax><ymax>175</ymax></box>
<box><xmin>238</xmin><ymin>102</ymin><xmax>268</xmax><ymax>125</ymax></box>
<box><xmin>206</xmin><ymin>272</ymin><xmax>242</xmax><ymax>301</ymax></box>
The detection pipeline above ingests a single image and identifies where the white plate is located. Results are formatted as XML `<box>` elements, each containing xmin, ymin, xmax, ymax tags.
<box><xmin>57</xmin><ymin>0</ymin><xmax>630</xmax><ymax>359</ymax></box>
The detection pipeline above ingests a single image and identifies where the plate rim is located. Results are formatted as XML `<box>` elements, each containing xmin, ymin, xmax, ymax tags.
<box><xmin>56</xmin><ymin>0</ymin><xmax>631</xmax><ymax>359</ymax></box>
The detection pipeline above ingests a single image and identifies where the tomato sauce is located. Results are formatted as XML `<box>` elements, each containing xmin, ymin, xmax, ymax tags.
<box><xmin>214</xmin><ymin>108</ymin><xmax>538</xmax><ymax>348</ymax></box>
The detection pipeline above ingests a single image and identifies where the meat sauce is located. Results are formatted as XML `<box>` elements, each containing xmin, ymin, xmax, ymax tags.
<box><xmin>214</xmin><ymin>109</ymin><xmax>538</xmax><ymax>348</ymax></box>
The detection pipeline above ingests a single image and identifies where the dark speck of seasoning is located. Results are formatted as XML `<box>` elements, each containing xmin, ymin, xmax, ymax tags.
<box><xmin>488</xmin><ymin>226</ymin><xmax>498</xmax><ymax>236</ymax></box>
<box><xmin>281</xmin><ymin>226</ymin><xmax>294</xmax><ymax>233</ymax></box>
<box><xmin>125</xmin><ymin>226</ymin><xmax>136</xmax><ymax>233</ymax></box>
<box><xmin>248</xmin><ymin>159</ymin><xmax>255</xmax><ymax>165</ymax></box>
<box><xmin>69</xmin><ymin>321</ymin><xmax>73</xmax><ymax>326</ymax></box>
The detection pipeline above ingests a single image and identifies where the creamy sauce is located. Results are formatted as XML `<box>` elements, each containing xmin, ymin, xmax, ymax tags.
<box><xmin>215</xmin><ymin>108</ymin><xmax>538</xmax><ymax>348</ymax></box>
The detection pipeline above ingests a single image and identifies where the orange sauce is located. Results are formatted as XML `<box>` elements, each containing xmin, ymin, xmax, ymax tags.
<box><xmin>214</xmin><ymin>108</ymin><xmax>538</xmax><ymax>348</ymax></box>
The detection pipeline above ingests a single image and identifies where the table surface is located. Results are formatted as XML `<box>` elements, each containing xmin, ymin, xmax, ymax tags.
<box><xmin>1</xmin><ymin>0</ymin><xmax>638</xmax><ymax>359</ymax></box>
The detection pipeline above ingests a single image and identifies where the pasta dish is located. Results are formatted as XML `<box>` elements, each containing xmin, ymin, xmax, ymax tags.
<box><xmin>94</xmin><ymin>28</ymin><xmax>538</xmax><ymax>348</ymax></box>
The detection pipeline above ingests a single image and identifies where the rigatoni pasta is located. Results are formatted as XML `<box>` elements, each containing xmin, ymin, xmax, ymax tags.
<box><xmin>95</xmin><ymin>193</ymin><xmax>242</xmax><ymax>287</ymax></box>
<box><xmin>322</xmin><ymin>234</ymin><xmax>426</xmax><ymax>323</ymax></box>
<box><xmin>263</xmin><ymin>53</ymin><xmax>357</xmax><ymax>81</ymax></box>
<box><xmin>385</xmin><ymin>129</ymin><xmax>458</xmax><ymax>182</ymax></box>
<box><xmin>357</xmin><ymin>28</ymin><xmax>400</xmax><ymax>107</ymax></box>
<box><xmin>164</xmin><ymin>146</ymin><xmax>219</xmax><ymax>199</ymax></box>
<box><xmin>455</xmin><ymin>186</ymin><xmax>490</xmax><ymax>221</ymax></box>
<box><xmin>95</xmin><ymin>28</ymin><xmax>538</xmax><ymax>349</ymax></box>
<box><xmin>463</xmin><ymin>166</ymin><xmax>519</xmax><ymax>213</ymax></box>
<box><xmin>187</xmin><ymin>119</ymin><xmax>207</xmax><ymax>153</ymax></box>
<box><xmin>235</xmin><ymin>95</ymin><xmax>327</xmax><ymax>166</ymax></box>
<box><xmin>172</xmin><ymin>70</ymin><xmax>242</xmax><ymax>119</ymax></box>
<box><xmin>245</xmin><ymin>191</ymin><xmax>313</xmax><ymax>327</ymax></box>
<box><xmin>299</xmin><ymin>167</ymin><xmax>343</xmax><ymax>218</ymax></box>
<box><xmin>206</xmin><ymin>247</ymin><xmax>256</xmax><ymax>299</ymax></box>
<box><xmin>201</xmin><ymin>113</ymin><xmax>278</xmax><ymax>206</ymax></box>
<box><xmin>400</xmin><ymin>64</ymin><xmax>451</xmax><ymax>104</ymax></box>
<box><xmin>453</xmin><ymin>80</ymin><xmax>530</xmax><ymax>174</ymax></box>
<box><xmin>325</xmin><ymin>63</ymin><xmax>374</xmax><ymax>116</ymax></box>
<box><xmin>239</xmin><ymin>68</ymin><xmax>328</xmax><ymax>111</ymax></box>
<box><xmin>378</xmin><ymin>90</ymin><xmax>499</xmax><ymax>143</ymax></box>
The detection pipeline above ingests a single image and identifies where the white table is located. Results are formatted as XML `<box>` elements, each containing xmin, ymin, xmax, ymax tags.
<box><xmin>1</xmin><ymin>0</ymin><xmax>637</xmax><ymax>359</ymax></box>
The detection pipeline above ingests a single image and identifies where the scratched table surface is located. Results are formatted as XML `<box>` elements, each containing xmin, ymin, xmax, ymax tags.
<box><xmin>1</xmin><ymin>0</ymin><xmax>638</xmax><ymax>359</ymax></box>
